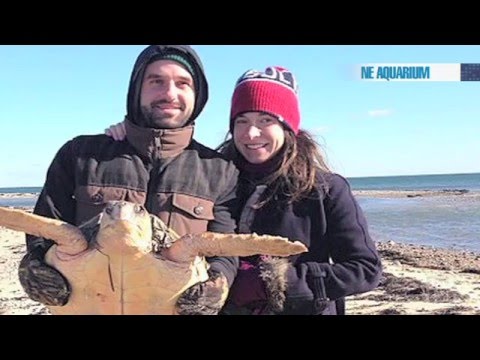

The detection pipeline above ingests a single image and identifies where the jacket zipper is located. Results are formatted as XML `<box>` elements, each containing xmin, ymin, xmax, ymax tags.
<box><xmin>145</xmin><ymin>136</ymin><xmax>162</xmax><ymax>213</ymax></box>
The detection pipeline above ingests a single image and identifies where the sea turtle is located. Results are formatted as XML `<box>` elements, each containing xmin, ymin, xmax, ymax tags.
<box><xmin>0</xmin><ymin>201</ymin><xmax>307</xmax><ymax>315</ymax></box>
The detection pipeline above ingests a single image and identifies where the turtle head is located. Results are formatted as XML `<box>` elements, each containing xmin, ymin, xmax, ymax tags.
<box><xmin>102</xmin><ymin>201</ymin><xmax>148</xmax><ymax>222</ymax></box>
<box><xmin>96</xmin><ymin>201</ymin><xmax>153</xmax><ymax>256</ymax></box>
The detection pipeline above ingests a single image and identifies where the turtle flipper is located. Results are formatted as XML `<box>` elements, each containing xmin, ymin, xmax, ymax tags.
<box><xmin>165</xmin><ymin>232</ymin><xmax>308</xmax><ymax>263</ymax></box>
<box><xmin>18</xmin><ymin>248</ymin><xmax>71</xmax><ymax>306</ymax></box>
<box><xmin>175</xmin><ymin>268</ymin><xmax>228</xmax><ymax>315</ymax></box>
<box><xmin>0</xmin><ymin>207</ymin><xmax>88</xmax><ymax>255</ymax></box>
<box><xmin>196</xmin><ymin>232</ymin><xmax>308</xmax><ymax>257</ymax></box>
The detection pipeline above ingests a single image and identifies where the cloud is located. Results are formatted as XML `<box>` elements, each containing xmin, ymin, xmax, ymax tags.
<box><xmin>368</xmin><ymin>109</ymin><xmax>393</xmax><ymax>117</ymax></box>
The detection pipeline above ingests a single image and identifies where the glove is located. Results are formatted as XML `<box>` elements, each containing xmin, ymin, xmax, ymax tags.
<box><xmin>175</xmin><ymin>268</ymin><xmax>229</xmax><ymax>315</ymax></box>
<box><xmin>228</xmin><ymin>259</ymin><xmax>268</xmax><ymax>308</ymax></box>
<box><xmin>18</xmin><ymin>246</ymin><xmax>71</xmax><ymax>306</ymax></box>
<box><xmin>226</xmin><ymin>256</ymin><xmax>289</xmax><ymax>315</ymax></box>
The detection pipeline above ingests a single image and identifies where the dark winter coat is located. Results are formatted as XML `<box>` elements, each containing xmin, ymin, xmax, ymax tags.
<box><xmin>26</xmin><ymin>45</ymin><xmax>240</xmax><ymax>285</ymax></box>
<box><xmin>223</xmin><ymin>173</ymin><xmax>382</xmax><ymax>314</ymax></box>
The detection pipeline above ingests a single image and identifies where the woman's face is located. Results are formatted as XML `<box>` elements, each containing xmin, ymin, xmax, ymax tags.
<box><xmin>233</xmin><ymin>112</ymin><xmax>285</xmax><ymax>164</ymax></box>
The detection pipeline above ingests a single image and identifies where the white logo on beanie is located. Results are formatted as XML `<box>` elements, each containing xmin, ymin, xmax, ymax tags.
<box><xmin>237</xmin><ymin>66</ymin><xmax>298</xmax><ymax>93</ymax></box>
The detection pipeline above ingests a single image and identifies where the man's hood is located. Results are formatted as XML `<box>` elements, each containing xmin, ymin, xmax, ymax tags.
<box><xmin>126</xmin><ymin>45</ymin><xmax>209</xmax><ymax>128</ymax></box>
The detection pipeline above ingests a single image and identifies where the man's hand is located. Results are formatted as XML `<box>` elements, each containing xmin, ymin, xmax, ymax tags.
<box><xmin>18</xmin><ymin>247</ymin><xmax>71</xmax><ymax>306</ymax></box>
<box><xmin>175</xmin><ymin>269</ymin><xmax>229</xmax><ymax>315</ymax></box>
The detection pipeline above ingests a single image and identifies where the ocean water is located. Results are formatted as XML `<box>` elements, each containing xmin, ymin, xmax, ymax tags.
<box><xmin>0</xmin><ymin>187</ymin><xmax>40</xmax><ymax>208</ymax></box>
<box><xmin>357</xmin><ymin>196</ymin><xmax>480</xmax><ymax>253</ymax></box>
<box><xmin>347</xmin><ymin>173</ymin><xmax>480</xmax><ymax>253</ymax></box>
<box><xmin>1</xmin><ymin>173</ymin><xmax>479</xmax><ymax>253</ymax></box>
<box><xmin>348</xmin><ymin>172</ymin><xmax>480</xmax><ymax>191</ymax></box>
<box><xmin>0</xmin><ymin>197</ymin><xmax>38</xmax><ymax>208</ymax></box>
<box><xmin>0</xmin><ymin>187</ymin><xmax>42</xmax><ymax>194</ymax></box>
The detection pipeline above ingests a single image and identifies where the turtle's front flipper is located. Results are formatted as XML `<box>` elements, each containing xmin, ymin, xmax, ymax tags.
<box><xmin>0</xmin><ymin>207</ymin><xmax>88</xmax><ymax>255</ymax></box>
<box><xmin>164</xmin><ymin>232</ymin><xmax>308</xmax><ymax>263</ymax></box>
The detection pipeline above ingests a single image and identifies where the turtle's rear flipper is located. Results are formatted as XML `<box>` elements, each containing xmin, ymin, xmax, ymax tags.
<box><xmin>18</xmin><ymin>247</ymin><xmax>71</xmax><ymax>306</ymax></box>
<box><xmin>0</xmin><ymin>207</ymin><xmax>88</xmax><ymax>255</ymax></box>
<box><xmin>176</xmin><ymin>268</ymin><xmax>228</xmax><ymax>315</ymax></box>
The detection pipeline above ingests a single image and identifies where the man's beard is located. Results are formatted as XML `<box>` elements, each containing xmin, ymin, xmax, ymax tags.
<box><xmin>140</xmin><ymin>104</ymin><xmax>187</xmax><ymax>129</ymax></box>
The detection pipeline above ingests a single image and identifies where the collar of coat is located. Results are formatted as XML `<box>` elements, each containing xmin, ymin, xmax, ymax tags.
<box><xmin>125</xmin><ymin>119</ymin><xmax>194</xmax><ymax>161</ymax></box>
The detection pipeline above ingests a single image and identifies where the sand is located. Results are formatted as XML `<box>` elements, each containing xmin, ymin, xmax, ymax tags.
<box><xmin>0</xmin><ymin>228</ymin><xmax>49</xmax><ymax>315</ymax></box>
<box><xmin>1</xmin><ymin>225</ymin><xmax>479</xmax><ymax>315</ymax></box>
<box><xmin>347</xmin><ymin>242</ymin><xmax>480</xmax><ymax>315</ymax></box>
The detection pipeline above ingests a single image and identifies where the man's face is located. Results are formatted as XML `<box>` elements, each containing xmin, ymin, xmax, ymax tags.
<box><xmin>140</xmin><ymin>60</ymin><xmax>195</xmax><ymax>129</ymax></box>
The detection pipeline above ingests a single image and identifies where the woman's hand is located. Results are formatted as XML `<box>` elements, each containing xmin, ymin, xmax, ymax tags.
<box><xmin>105</xmin><ymin>121</ymin><xmax>126</xmax><ymax>141</ymax></box>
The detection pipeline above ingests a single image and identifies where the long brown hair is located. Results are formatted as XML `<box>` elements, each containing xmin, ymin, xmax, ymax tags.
<box><xmin>217</xmin><ymin>129</ymin><xmax>331</xmax><ymax>206</ymax></box>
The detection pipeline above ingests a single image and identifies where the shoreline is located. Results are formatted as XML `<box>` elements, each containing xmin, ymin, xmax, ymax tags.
<box><xmin>0</xmin><ymin>193</ymin><xmax>39</xmax><ymax>199</ymax></box>
<box><xmin>1</xmin><ymin>189</ymin><xmax>479</xmax><ymax>200</ymax></box>
<box><xmin>352</xmin><ymin>189</ymin><xmax>480</xmax><ymax>198</ymax></box>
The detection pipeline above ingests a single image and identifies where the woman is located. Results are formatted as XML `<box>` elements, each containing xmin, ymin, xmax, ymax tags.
<box><xmin>106</xmin><ymin>66</ymin><xmax>382</xmax><ymax>315</ymax></box>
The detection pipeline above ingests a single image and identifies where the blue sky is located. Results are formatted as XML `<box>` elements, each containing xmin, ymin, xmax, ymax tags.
<box><xmin>1</xmin><ymin>45</ymin><xmax>479</xmax><ymax>187</ymax></box>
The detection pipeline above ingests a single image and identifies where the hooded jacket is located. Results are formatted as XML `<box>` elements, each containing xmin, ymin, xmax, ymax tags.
<box><xmin>27</xmin><ymin>45</ymin><xmax>240</xmax><ymax>285</ymax></box>
<box><xmin>127</xmin><ymin>45</ymin><xmax>209</xmax><ymax>128</ymax></box>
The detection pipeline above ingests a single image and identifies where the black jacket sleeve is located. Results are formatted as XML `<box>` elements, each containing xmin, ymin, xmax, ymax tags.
<box><xmin>282</xmin><ymin>175</ymin><xmax>381</xmax><ymax>315</ymax></box>
<box><xmin>309</xmin><ymin>174</ymin><xmax>382</xmax><ymax>300</ymax></box>
<box><xmin>205</xmin><ymin>163</ymin><xmax>240</xmax><ymax>287</ymax></box>
<box><xmin>26</xmin><ymin>140</ymin><xmax>77</xmax><ymax>254</ymax></box>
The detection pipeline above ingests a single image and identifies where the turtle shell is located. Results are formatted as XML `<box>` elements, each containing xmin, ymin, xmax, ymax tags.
<box><xmin>0</xmin><ymin>201</ymin><xmax>308</xmax><ymax>315</ymax></box>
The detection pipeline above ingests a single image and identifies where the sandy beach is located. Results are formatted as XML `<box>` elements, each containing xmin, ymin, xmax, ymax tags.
<box><xmin>348</xmin><ymin>242</ymin><xmax>480</xmax><ymax>315</ymax></box>
<box><xmin>1</xmin><ymin>223</ymin><xmax>479</xmax><ymax>315</ymax></box>
<box><xmin>0</xmin><ymin>227</ymin><xmax>49</xmax><ymax>315</ymax></box>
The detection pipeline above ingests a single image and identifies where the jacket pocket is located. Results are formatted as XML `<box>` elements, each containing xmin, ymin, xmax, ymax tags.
<box><xmin>169</xmin><ymin>193</ymin><xmax>214</xmax><ymax>236</ymax></box>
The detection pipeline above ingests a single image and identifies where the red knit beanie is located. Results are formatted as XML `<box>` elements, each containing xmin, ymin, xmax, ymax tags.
<box><xmin>230</xmin><ymin>66</ymin><xmax>300</xmax><ymax>135</ymax></box>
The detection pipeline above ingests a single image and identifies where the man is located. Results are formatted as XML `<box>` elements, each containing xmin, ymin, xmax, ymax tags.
<box><xmin>19</xmin><ymin>45</ymin><xmax>239</xmax><ymax>315</ymax></box>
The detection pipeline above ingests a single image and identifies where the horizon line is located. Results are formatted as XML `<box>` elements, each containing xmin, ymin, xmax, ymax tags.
<box><xmin>347</xmin><ymin>171</ymin><xmax>480</xmax><ymax>180</ymax></box>
<box><xmin>1</xmin><ymin>171</ymin><xmax>479</xmax><ymax>189</ymax></box>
